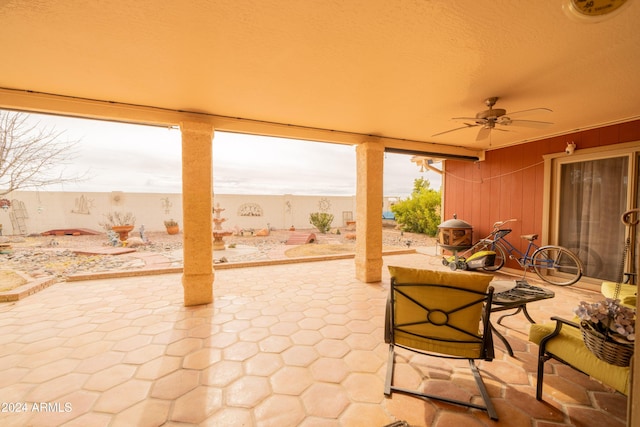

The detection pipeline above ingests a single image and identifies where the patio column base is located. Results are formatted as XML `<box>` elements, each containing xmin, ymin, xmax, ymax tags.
<box><xmin>182</xmin><ymin>272</ymin><xmax>214</xmax><ymax>306</ymax></box>
<box><xmin>355</xmin><ymin>257</ymin><xmax>384</xmax><ymax>282</ymax></box>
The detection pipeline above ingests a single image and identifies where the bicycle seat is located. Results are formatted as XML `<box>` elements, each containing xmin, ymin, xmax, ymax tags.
<box><xmin>521</xmin><ymin>234</ymin><xmax>538</xmax><ymax>241</ymax></box>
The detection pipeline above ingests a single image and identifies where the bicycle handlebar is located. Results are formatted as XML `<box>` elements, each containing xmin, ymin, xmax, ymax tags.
<box><xmin>492</xmin><ymin>218</ymin><xmax>518</xmax><ymax>230</ymax></box>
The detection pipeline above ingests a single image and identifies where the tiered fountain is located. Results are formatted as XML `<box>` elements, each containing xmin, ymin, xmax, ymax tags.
<box><xmin>212</xmin><ymin>203</ymin><xmax>233</xmax><ymax>250</ymax></box>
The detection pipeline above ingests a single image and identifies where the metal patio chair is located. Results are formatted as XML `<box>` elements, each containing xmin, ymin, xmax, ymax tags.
<box><xmin>384</xmin><ymin>266</ymin><xmax>498</xmax><ymax>420</ymax></box>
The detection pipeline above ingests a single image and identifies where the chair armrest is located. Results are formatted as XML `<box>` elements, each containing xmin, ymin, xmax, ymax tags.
<box><xmin>537</xmin><ymin>316</ymin><xmax>579</xmax><ymax>353</ymax></box>
<box><xmin>549</xmin><ymin>316</ymin><xmax>580</xmax><ymax>329</ymax></box>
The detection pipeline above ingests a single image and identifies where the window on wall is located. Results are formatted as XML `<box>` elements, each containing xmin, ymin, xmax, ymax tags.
<box><xmin>553</xmin><ymin>145</ymin><xmax>639</xmax><ymax>282</ymax></box>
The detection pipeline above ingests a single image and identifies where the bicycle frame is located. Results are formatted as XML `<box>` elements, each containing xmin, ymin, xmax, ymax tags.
<box><xmin>477</xmin><ymin>219</ymin><xmax>583</xmax><ymax>286</ymax></box>
<box><xmin>488</xmin><ymin>229</ymin><xmax>539</xmax><ymax>269</ymax></box>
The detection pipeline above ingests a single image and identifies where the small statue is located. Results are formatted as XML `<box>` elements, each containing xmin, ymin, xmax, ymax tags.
<box><xmin>139</xmin><ymin>224</ymin><xmax>147</xmax><ymax>242</ymax></box>
<box><xmin>107</xmin><ymin>230</ymin><xmax>120</xmax><ymax>247</ymax></box>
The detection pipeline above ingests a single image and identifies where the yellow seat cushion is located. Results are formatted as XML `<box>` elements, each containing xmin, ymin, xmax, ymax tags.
<box><xmin>601</xmin><ymin>281</ymin><xmax>637</xmax><ymax>308</ymax></box>
<box><xmin>388</xmin><ymin>266</ymin><xmax>493</xmax><ymax>358</ymax></box>
<box><xmin>529</xmin><ymin>322</ymin><xmax>630</xmax><ymax>395</ymax></box>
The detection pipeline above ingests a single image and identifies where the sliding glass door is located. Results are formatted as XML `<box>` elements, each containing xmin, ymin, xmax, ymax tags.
<box><xmin>555</xmin><ymin>148</ymin><xmax>638</xmax><ymax>282</ymax></box>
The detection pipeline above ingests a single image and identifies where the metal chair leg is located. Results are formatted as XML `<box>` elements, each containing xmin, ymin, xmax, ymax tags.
<box><xmin>384</xmin><ymin>344</ymin><xmax>394</xmax><ymax>396</ymax></box>
<box><xmin>384</xmin><ymin>346</ymin><xmax>499</xmax><ymax>420</ymax></box>
<box><xmin>469</xmin><ymin>359</ymin><xmax>498</xmax><ymax>420</ymax></box>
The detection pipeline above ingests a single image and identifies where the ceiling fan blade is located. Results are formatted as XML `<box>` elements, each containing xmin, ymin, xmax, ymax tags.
<box><xmin>452</xmin><ymin>116</ymin><xmax>481</xmax><ymax>121</ymax></box>
<box><xmin>507</xmin><ymin>107</ymin><xmax>553</xmax><ymax>118</ymax></box>
<box><xmin>432</xmin><ymin>123</ymin><xmax>478</xmax><ymax>137</ymax></box>
<box><xmin>476</xmin><ymin>126</ymin><xmax>491</xmax><ymax>141</ymax></box>
<box><xmin>505</xmin><ymin>119</ymin><xmax>554</xmax><ymax>128</ymax></box>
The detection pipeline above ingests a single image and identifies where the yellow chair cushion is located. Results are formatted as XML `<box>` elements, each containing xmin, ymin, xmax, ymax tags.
<box><xmin>388</xmin><ymin>266</ymin><xmax>493</xmax><ymax>358</ymax></box>
<box><xmin>388</xmin><ymin>266</ymin><xmax>492</xmax><ymax>293</ymax></box>
<box><xmin>529</xmin><ymin>322</ymin><xmax>630</xmax><ymax>395</ymax></box>
<box><xmin>601</xmin><ymin>281</ymin><xmax>637</xmax><ymax>308</ymax></box>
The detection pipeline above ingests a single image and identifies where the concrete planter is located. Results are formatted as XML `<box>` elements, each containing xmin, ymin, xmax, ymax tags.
<box><xmin>166</xmin><ymin>225</ymin><xmax>179</xmax><ymax>235</ymax></box>
<box><xmin>111</xmin><ymin>225</ymin><xmax>134</xmax><ymax>241</ymax></box>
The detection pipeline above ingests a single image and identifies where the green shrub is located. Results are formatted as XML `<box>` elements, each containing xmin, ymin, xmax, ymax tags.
<box><xmin>309</xmin><ymin>212</ymin><xmax>334</xmax><ymax>234</ymax></box>
<box><xmin>391</xmin><ymin>178</ymin><xmax>441</xmax><ymax>236</ymax></box>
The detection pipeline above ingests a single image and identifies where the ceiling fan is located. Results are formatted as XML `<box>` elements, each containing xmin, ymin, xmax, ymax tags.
<box><xmin>433</xmin><ymin>97</ymin><xmax>553</xmax><ymax>141</ymax></box>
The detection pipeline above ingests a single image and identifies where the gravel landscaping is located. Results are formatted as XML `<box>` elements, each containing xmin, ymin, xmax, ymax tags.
<box><xmin>0</xmin><ymin>228</ymin><xmax>437</xmax><ymax>285</ymax></box>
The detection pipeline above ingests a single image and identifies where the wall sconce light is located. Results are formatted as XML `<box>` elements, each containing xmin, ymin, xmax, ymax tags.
<box><xmin>0</xmin><ymin>198</ymin><xmax>10</xmax><ymax>211</ymax></box>
<box><xmin>565</xmin><ymin>141</ymin><xmax>576</xmax><ymax>155</ymax></box>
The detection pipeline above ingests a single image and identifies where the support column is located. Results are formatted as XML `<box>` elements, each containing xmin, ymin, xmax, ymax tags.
<box><xmin>355</xmin><ymin>141</ymin><xmax>384</xmax><ymax>282</ymax></box>
<box><xmin>180</xmin><ymin>121</ymin><xmax>214</xmax><ymax>306</ymax></box>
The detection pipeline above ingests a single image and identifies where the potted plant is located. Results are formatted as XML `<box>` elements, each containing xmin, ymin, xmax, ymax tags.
<box><xmin>101</xmin><ymin>211</ymin><xmax>136</xmax><ymax>241</ymax></box>
<box><xmin>164</xmin><ymin>219</ymin><xmax>179</xmax><ymax>235</ymax></box>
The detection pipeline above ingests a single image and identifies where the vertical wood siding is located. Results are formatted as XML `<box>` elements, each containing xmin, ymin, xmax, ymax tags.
<box><xmin>443</xmin><ymin>120</ymin><xmax>640</xmax><ymax>262</ymax></box>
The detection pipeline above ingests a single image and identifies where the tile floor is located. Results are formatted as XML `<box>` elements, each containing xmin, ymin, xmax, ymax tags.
<box><xmin>0</xmin><ymin>251</ymin><xmax>628</xmax><ymax>426</ymax></box>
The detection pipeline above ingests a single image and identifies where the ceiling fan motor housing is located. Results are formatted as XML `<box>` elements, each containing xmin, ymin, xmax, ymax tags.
<box><xmin>476</xmin><ymin>108</ymin><xmax>506</xmax><ymax>120</ymax></box>
<box><xmin>475</xmin><ymin>107</ymin><xmax>507</xmax><ymax>127</ymax></box>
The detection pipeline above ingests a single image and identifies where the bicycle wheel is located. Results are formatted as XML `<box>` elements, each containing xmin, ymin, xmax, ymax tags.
<box><xmin>563</xmin><ymin>243</ymin><xmax>603</xmax><ymax>278</ymax></box>
<box><xmin>531</xmin><ymin>246</ymin><xmax>583</xmax><ymax>286</ymax></box>
<box><xmin>468</xmin><ymin>239</ymin><xmax>505</xmax><ymax>271</ymax></box>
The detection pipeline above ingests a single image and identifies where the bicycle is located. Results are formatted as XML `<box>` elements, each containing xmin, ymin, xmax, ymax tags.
<box><xmin>468</xmin><ymin>219</ymin><xmax>583</xmax><ymax>286</ymax></box>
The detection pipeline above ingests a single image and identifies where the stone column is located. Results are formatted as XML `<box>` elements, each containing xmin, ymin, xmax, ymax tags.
<box><xmin>355</xmin><ymin>141</ymin><xmax>384</xmax><ymax>282</ymax></box>
<box><xmin>180</xmin><ymin>121</ymin><xmax>214</xmax><ymax>306</ymax></box>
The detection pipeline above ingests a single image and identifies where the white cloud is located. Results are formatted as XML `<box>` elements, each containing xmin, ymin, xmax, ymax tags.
<box><xmin>21</xmin><ymin>112</ymin><xmax>441</xmax><ymax>197</ymax></box>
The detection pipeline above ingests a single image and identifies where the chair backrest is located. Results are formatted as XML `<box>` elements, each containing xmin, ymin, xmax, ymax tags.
<box><xmin>388</xmin><ymin>266</ymin><xmax>494</xmax><ymax>359</ymax></box>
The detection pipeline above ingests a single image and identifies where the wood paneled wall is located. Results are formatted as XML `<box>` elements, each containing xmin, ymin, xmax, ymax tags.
<box><xmin>443</xmin><ymin>120</ymin><xmax>640</xmax><ymax>260</ymax></box>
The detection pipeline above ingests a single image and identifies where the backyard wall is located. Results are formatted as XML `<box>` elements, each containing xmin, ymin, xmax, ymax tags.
<box><xmin>442</xmin><ymin>119</ymin><xmax>640</xmax><ymax>255</ymax></box>
<box><xmin>0</xmin><ymin>191</ymin><xmax>365</xmax><ymax>236</ymax></box>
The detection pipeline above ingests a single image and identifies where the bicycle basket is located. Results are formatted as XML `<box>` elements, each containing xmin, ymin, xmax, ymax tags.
<box><xmin>495</xmin><ymin>229</ymin><xmax>512</xmax><ymax>239</ymax></box>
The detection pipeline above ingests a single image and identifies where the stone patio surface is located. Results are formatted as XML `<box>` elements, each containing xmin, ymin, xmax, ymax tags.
<box><xmin>0</xmin><ymin>250</ymin><xmax>627</xmax><ymax>426</ymax></box>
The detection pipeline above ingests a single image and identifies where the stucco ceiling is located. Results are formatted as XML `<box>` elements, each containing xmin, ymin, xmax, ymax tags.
<box><xmin>1</xmin><ymin>0</ymin><xmax>639</xmax><ymax>155</ymax></box>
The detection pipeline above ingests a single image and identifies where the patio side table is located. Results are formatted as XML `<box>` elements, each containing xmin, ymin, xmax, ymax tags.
<box><xmin>490</xmin><ymin>280</ymin><xmax>555</xmax><ymax>357</ymax></box>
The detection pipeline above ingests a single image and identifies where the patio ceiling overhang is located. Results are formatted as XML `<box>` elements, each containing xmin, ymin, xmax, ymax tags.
<box><xmin>1</xmin><ymin>1</ymin><xmax>640</xmax><ymax>157</ymax></box>
<box><xmin>0</xmin><ymin>88</ymin><xmax>483</xmax><ymax>161</ymax></box>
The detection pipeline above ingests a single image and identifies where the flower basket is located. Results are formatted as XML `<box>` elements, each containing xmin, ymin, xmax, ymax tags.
<box><xmin>580</xmin><ymin>320</ymin><xmax>634</xmax><ymax>367</ymax></box>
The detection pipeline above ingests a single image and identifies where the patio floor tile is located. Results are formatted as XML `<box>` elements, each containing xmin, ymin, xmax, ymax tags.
<box><xmin>0</xmin><ymin>252</ymin><xmax>628</xmax><ymax>426</ymax></box>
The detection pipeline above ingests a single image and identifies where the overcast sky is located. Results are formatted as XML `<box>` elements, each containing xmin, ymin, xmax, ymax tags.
<box><xmin>22</xmin><ymin>112</ymin><xmax>441</xmax><ymax>197</ymax></box>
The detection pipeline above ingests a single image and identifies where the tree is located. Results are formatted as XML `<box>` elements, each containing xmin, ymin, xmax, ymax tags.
<box><xmin>0</xmin><ymin>111</ymin><xmax>83</xmax><ymax>196</ymax></box>
<box><xmin>391</xmin><ymin>177</ymin><xmax>441</xmax><ymax>236</ymax></box>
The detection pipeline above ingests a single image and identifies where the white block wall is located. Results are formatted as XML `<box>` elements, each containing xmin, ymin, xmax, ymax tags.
<box><xmin>1</xmin><ymin>191</ymin><xmax>366</xmax><ymax>235</ymax></box>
